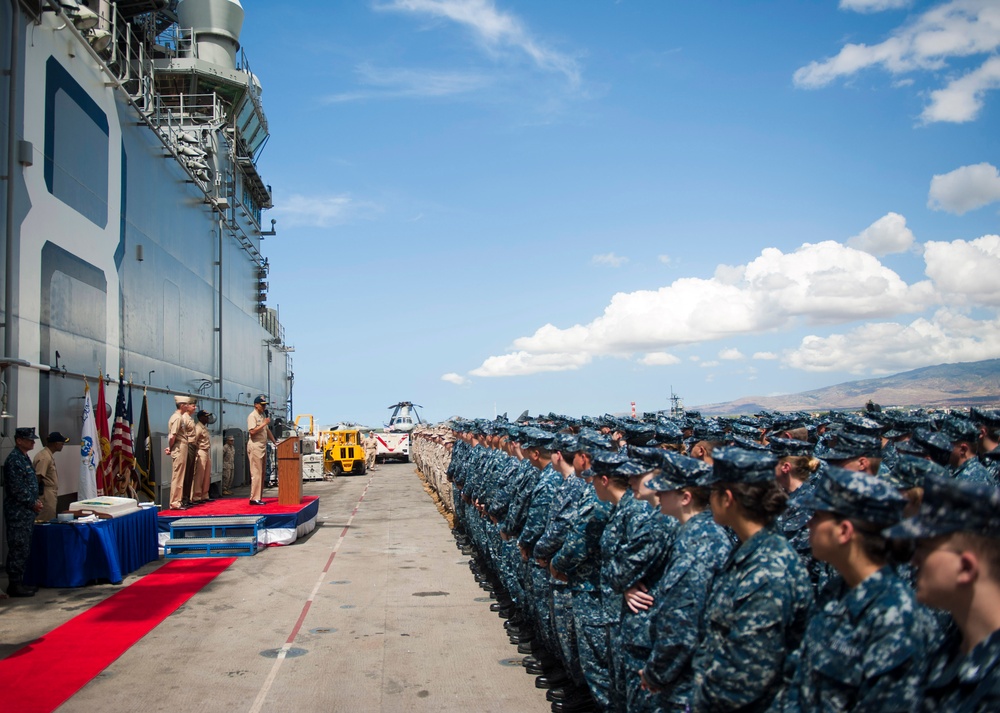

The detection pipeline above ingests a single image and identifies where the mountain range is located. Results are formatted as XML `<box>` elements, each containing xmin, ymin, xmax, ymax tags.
<box><xmin>693</xmin><ymin>359</ymin><xmax>1000</xmax><ymax>416</ymax></box>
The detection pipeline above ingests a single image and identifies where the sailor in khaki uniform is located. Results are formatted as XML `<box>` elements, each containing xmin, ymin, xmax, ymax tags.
<box><xmin>165</xmin><ymin>395</ymin><xmax>197</xmax><ymax>510</ymax></box>
<box><xmin>33</xmin><ymin>431</ymin><xmax>70</xmax><ymax>521</ymax></box>
<box><xmin>191</xmin><ymin>410</ymin><xmax>212</xmax><ymax>503</ymax></box>
<box><xmin>247</xmin><ymin>394</ymin><xmax>276</xmax><ymax>505</ymax></box>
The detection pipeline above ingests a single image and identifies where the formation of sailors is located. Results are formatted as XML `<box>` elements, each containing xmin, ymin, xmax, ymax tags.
<box><xmin>416</xmin><ymin>407</ymin><xmax>1000</xmax><ymax>712</ymax></box>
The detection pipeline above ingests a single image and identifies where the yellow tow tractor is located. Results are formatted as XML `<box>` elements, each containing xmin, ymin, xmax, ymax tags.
<box><xmin>321</xmin><ymin>429</ymin><xmax>367</xmax><ymax>476</ymax></box>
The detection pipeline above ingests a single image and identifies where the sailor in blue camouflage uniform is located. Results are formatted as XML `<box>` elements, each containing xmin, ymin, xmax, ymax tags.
<box><xmin>885</xmin><ymin>474</ymin><xmax>1000</xmax><ymax>712</ymax></box>
<box><xmin>772</xmin><ymin>437</ymin><xmax>833</xmax><ymax>598</ymax></box>
<box><xmin>778</xmin><ymin>465</ymin><xmax>938</xmax><ymax>712</ymax></box>
<box><xmin>4</xmin><ymin>427</ymin><xmax>43</xmax><ymax>597</ymax></box>
<box><xmin>907</xmin><ymin>427</ymin><xmax>954</xmax><ymax>469</ymax></box>
<box><xmin>691</xmin><ymin>447</ymin><xmax>815</xmax><ymax>712</ymax></box>
<box><xmin>970</xmin><ymin>407</ymin><xmax>1000</xmax><ymax>482</ymax></box>
<box><xmin>614</xmin><ymin>450</ymin><xmax>678</xmax><ymax>713</ymax></box>
<box><xmin>939</xmin><ymin>415</ymin><xmax>998</xmax><ymax>486</ymax></box>
<box><xmin>592</xmin><ymin>452</ymin><xmax>671</xmax><ymax>712</ymax></box>
<box><xmin>549</xmin><ymin>432</ymin><xmax>615</xmax><ymax>712</ymax></box>
<box><xmin>532</xmin><ymin>432</ymin><xmax>588</xmax><ymax>695</ymax></box>
<box><xmin>515</xmin><ymin>428</ymin><xmax>565</xmax><ymax>673</ymax></box>
<box><xmin>639</xmin><ymin>452</ymin><xmax>733</xmax><ymax>712</ymax></box>
<box><xmin>486</xmin><ymin>425</ymin><xmax>531</xmax><ymax>616</ymax></box>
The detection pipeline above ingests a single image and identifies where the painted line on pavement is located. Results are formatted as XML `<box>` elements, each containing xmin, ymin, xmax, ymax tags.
<box><xmin>249</xmin><ymin>473</ymin><xmax>375</xmax><ymax>713</ymax></box>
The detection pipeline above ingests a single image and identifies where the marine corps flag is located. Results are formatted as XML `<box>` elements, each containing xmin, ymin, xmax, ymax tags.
<box><xmin>135</xmin><ymin>387</ymin><xmax>156</xmax><ymax>500</ymax></box>
<box><xmin>79</xmin><ymin>380</ymin><xmax>100</xmax><ymax>500</ymax></box>
<box><xmin>109</xmin><ymin>370</ymin><xmax>136</xmax><ymax>498</ymax></box>
<box><xmin>95</xmin><ymin>371</ymin><xmax>112</xmax><ymax>496</ymax></box>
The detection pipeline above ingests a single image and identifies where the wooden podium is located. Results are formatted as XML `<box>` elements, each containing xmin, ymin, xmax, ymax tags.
<box><xmin>276</xmin><ymin>436</ymin><xmax>303</xmax><ymax>505</ymax></box>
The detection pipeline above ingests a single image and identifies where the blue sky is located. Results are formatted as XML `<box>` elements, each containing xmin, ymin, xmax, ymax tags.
<box><xmin>239</xmin><ymin>0</ymin><xmax>1000</xmax><ymax>427</ymax></box>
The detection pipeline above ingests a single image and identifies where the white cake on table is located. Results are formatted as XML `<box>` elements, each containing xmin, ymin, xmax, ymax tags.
<box><xmin>67</xmin><ymin>497</ymin><xmax>140</xmax><ymax>518</ymax></box>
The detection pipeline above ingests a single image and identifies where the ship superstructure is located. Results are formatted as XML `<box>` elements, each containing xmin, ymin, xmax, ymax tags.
<box><xmin>0</xmin><ymin>0</ymin><xmax>292</xmax><ymax>510</ymax></box>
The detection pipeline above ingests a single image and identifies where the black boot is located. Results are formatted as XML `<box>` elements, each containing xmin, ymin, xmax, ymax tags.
<box><xmin>535</xmin><ymin>670</ymin><xmax>571</xmax><ymax>689</ymax></box>
<box><xmin>7</xmin><ymin>581</ymin><xmax>36</xmax><ymax>597</ymax></box>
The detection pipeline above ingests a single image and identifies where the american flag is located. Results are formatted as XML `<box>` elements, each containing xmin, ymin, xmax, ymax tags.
<box><xmin>109</xmin><ymin>370</ymin><xmax>137</xmax><ymax>498</ymax></box>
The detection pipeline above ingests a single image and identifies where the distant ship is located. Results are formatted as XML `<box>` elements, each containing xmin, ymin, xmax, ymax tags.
<box><xmin>0</xmin><ymin>0</ymin><xmax>292</xmax><ymax>508</ymax></box>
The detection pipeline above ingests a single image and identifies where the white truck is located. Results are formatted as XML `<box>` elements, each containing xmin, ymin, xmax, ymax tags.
<box><xmin>373</xmin><ymin>430</ymin><xmax>410</xmax><ymax>463</ymax></box>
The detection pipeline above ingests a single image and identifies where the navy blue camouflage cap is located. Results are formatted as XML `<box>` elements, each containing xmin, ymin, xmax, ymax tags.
<box><xmin>621</xmin><ymin>421</ymin><xmax>656</xmax><ymax>445</ymax></box>
<box><xmin>590</xmin><ymin>450</ymin><xmax>630</xmax><ymax>476</ymax></box>
<box><xmin>577</xmin><ymin>429</ymin><xmax>613</xmax><ymax>454</ymax></box>
<box><xmin>883</xmin><ymin>454</ymin><xmax>949</xmax><ymax>490</ymax></box>
<box><xmin>971</xmin><ymin>407</ymin><xmax>1000</xmax><ymax>429</ymax></box>
<box><xmin>647</xmin><ymin>452</ymin><xmax>713</xmax><ymax>491</ymax></box>
<box><xmin>730</xmin><ymin>421</ymin><xmax>761</xmax><ymax>438</ymax></box>
<box><xmin>652</xmin><ymin>420</ymin><xmax>684</xmax><ymax>445</ymax></box>
<box><xmin>884</xmin><ymin>474</ymin><xmax>1000</xmax><ymax>539</ymax></box>
<box><xmin>769</xmin><ymin>437</ymin><xmax>814</xmax><ymax>458</ymax></box>
<box><xmin>882</xmin><ymin>412</ymin><xmax>929</xmax><ymax>439</ymax></box>
<box><xmin>909</xmin><ymin>428</ymin><xmax>952</xmax><ymax>465</ymax></box>
<box><xmin>731</xmin><ymin>434</ymin><xmax>769</xmax><ymax>451</ymax></box>
<box><xmin>14</xmin><ymin>426</ymin><xmax>38</xmax><ymax>441</ymax></box>
<box><xmin>628</xmin><ymin>445</ymin><xmax>667</xmax><ymax>471</ymax></box>
<box><xmin>814</xmin><ymin>430</ymin><xmax>882</xmax><ymax>462</ymax></box>
<box><xmin>518</xmin><ymin>427</ymin><xmax>556</xmax><ymax>450</ymax></box>
<box><xmin>834</xmin><ymin>413</ymin><xmax>885</xmax><ymax>437</ymax></box>
<box><xmin>552</xmin><ymin>432</ymin><xmax>580</xmax><ymax>454</ymax></box>
<box><xmin>796</xmin><ymin>466</ymin><xmax>906</xmax><ymax>527</ymax></box>
<box><xmin>616</xmin><ymin>459</ymin><xmax>657</xmax><ymax>479</ymax></box>
<box><xmin>702</xmin><ymin>446</ymin><xmax>778</xmax><ymax>486</ymax></box>
<box><xmin>939</xmin><ymin>415</ymin><xmax>978</xmax><ymax>444</ymax></box>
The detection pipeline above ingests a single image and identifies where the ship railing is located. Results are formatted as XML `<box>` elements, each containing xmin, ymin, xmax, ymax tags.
<box><xmin>148</xmin><ymin>93</ymin><xmax>226</xmax><ymax>128</ymax></box>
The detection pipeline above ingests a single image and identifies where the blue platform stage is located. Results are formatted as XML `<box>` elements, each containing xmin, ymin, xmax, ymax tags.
<box><xmin>156</xmin><ymin>495</ymin><xmax>319</xmax><ymax>549</ymax></box>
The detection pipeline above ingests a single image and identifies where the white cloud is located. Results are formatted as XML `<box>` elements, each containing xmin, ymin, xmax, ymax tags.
<box><xmin>472</xmin><ymin>240</ymin><xmax>933</xmax><ymax>376</ymax></box>
<box><xmin>592</xmin><ymin>253</ymin><xmax>629</xmax><ymax>268</ymax></box>
<box><xmin>785</xmin><ymin>309</ymin><xmax>1000</xmax><ymax>373</ymax></box>
<box><xmin>719</xmin><ymin>348</ymin><xmax>745</xmax><ymax>360</ymax></box>
<box><xmin>469</xmin><ymin>350</ymin><xmax>592</xmax><ymax>377</ymax></box>
<box><xmin>794</xmin><ymin>0</ymin><xmax>1000</xmax><ymax>122</ymax></box>
<box><xmin>376</xmin><ymin>0</ymin><xmax>581</xmax><ymax>86</ymax></box>
<box><xmin>323</xmin><ymin>64</ymin><xmax>491</xmax><ymax>103</ymax></box>
<box><xmin>657</xmin><ymin>254</ymin><xmax>671</xmax><ymax>265</ymax></box>
<box><xmin>840</xmin><ymin>0</ymin><xmax>911</xmax><ymax>12</ymax></box>
<box><xmin>700</xmin><ymin>360</ymin><xmax>720</xmax><ymax>368</ymax></box>
<box><xmin>924</xmin><ymin>234</ymin><xmax>1000</xmax><ymax>304</ymax></box>
<box><xmin>922</xmin><ymin>55</ymin><xmax>1000</xmax><ymax>123</ymax></box>
<box><xmin>928</xmin><ymin>162</ymin><xmax>1000</xmax><ymax>214</ymax></box>
<box><xmin>753</xmin><ymin>351</ymin><xmax>779</xmax><ymax>360</ymax></box>
<box><xmin>441</xmin><ymin>372</ymin><xmax>470</xmax><ymax>385</ymax></box>
<box><xmin>846</xmin><ymin>212</ymin><xmax>915</xmax><ymax>256</ymax></box>
<box><xmin>273</xmin><ymin>194</ymin><xmax>379</xmax><ymax>228</ymax></box>
<box><xmin>638</xmin><ymin>352</ymin><xmax>681</xmax><ymax>366</ymax></box>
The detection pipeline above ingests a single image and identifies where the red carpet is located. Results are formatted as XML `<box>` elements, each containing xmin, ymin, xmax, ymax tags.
<box><xmin>0</xmin><ymin>557</ymin><xmax>234</xmax><ymax>712</ymax></box>
<box><xmin>161</xmin><ymin>495</ymin><xmax>319</xmax><ymax>517</ymax></box>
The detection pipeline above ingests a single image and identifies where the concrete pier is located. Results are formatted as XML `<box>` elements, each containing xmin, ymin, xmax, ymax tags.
<box><xmin>0</xmin><ymin>462</ymin><xmax>544</xmax><ymax>712</ymax></box>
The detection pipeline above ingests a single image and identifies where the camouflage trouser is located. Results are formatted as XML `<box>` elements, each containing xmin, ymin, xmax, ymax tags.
<box><xmin>607</xmin><ymin>628</ymin><xmax>629</xmax><ymax>713</ymax></box>
<box><xmin>498</xmin><ymin>538</ymin><xmax>525</xmax><ymax>607</ymax></box>
<box><xmin>552</xmin><ymin>584</ymin><xmax>583</xmax><ymax>685</ymax></box>
<box><xmin>571</xmin><ymin>589</ymin><xmax>612</xmax><ymax>710</ymax></box>
<box><xmin>528</xmin><ymin>564</ymin><xmax>557</xmax><ymax>655</ymax></box>
<box><xmin>618</xmin><ymin>645</ymin><xmax>660</xmax><ymax>713</ymax></box>
<box><xmin>4</xmin><ymin>506</ymin><xmax>35</xmax><ymax>582</ymax></box>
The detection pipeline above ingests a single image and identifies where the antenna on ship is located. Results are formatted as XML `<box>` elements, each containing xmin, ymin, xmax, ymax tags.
<box><xmin>669</xmin><ymin>386</ymin><xmax>684</xmax><ymax>418</ymax></box>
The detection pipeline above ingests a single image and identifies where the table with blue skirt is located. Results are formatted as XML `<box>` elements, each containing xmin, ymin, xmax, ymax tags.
<box><xmin>24</xmin><ymin>507</ymin><xmax>159</xmax><ymax>587</ymax></box>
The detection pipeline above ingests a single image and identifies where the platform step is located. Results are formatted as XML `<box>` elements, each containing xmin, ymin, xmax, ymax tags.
<box><xmin>164</xmin><ymin>535</ymin><xmax>259</xmax><ymax>558</ymax></box>
<box><xmin>170</xmin><ymin>516</ymin><xmax>264</xmax><ymax>527</ymax></box>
